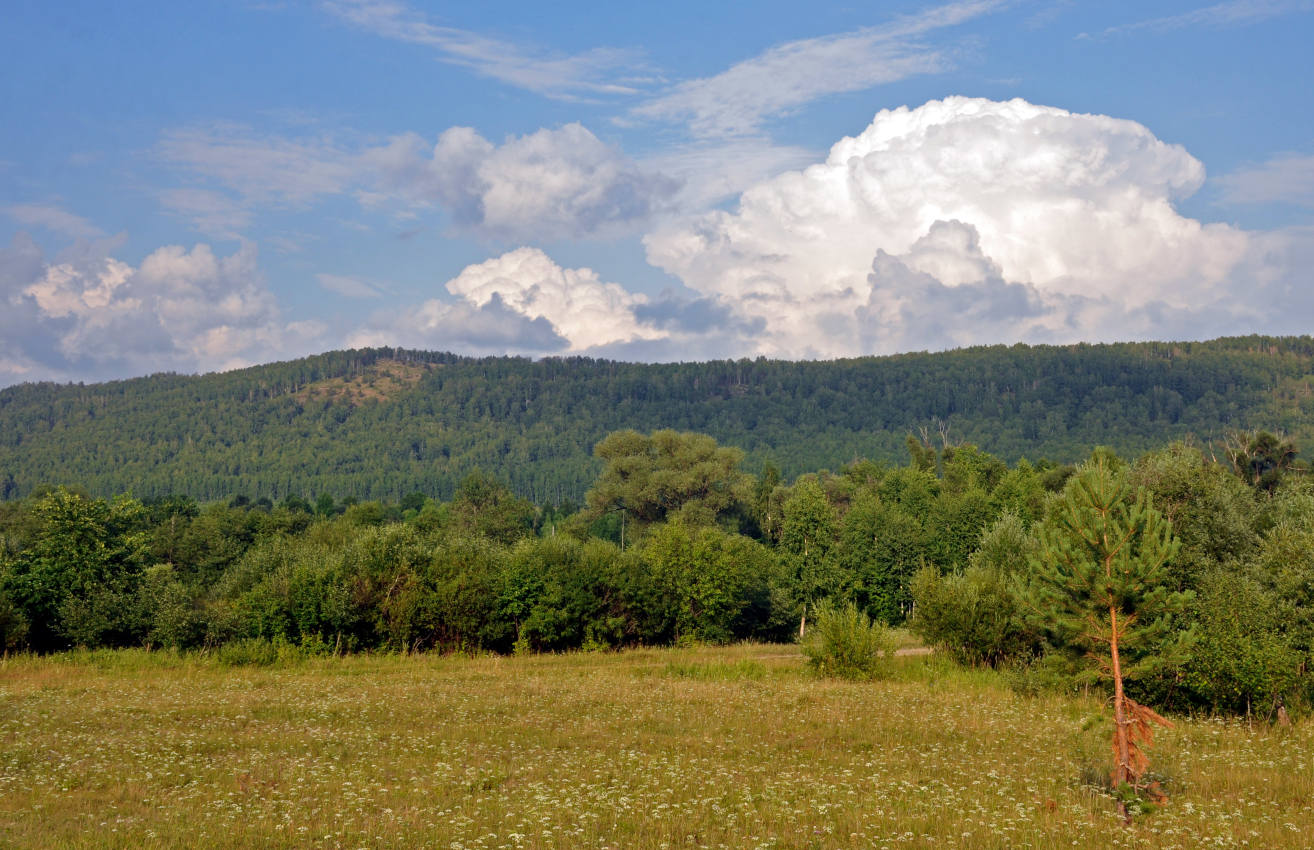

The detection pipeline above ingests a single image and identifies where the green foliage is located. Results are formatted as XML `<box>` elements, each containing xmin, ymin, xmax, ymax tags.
<box><xmin>1024</xmin><ymin>456</ymin><xmax>1193</xmax><ymax>686</ymax></box>
<box><xmin>1246</xmin><ymin>483</ymin><xmax>1314</xmax><ymax>666</ymax></box>
<box><xmin>837</xmin><ymin>493</ymin><xmax>925</xmax><ymax>624</ymax></box>
<box><xmin>642</xmin><ymin>520</ymin><xmax>772</xmax><ymax>644</ymax></box>
<box><xmin>7</xmin><ymin>337</ymin><xmax>1314</xmax><ymax>507</ymax></box>
<box><xmin>1</xmin><ymin>488</ymin><xmax>149</xmax><ymax>650</ymax></box>
<box><xmin>586</xmin><ymin>429</ymin><xmax>749</xmax><ymax>535</ymax></box>
<box><xmin>909</xmin><ymin>513</ymin><xmax>1040</xmax><ymax>667</ymax></box>
<box><xmin>447</xmin><ymin>471</ymin><xmax>536</xmax><ymax>546</ymax></box>
<box><xmin>1131</xmin><ymin>443</ymin><xmax>1260</xmax><ymax>587</ymax></box>
<box><xmin>1224</xmin><ymin>429</ymin><xmax>1301</xmax><ymax>493</ymax></box>
<box><xmin>778</xmin><ymin>476</ymin><xmax>843</xmax><ymax>630</ymax></box>
<box><xmin>989</xmin><ymin>460</ymin><xmax>1048</xmax><ymax>523</ymax></box>
<box><xmin>136</xmin><ymin>564</ymin><xmax>198</xmax><ymax>650</ymax></box>
<box><xmin>499</xmin><ymin>536</ymin><xmax>638</xmax><ymax>651</ymax></box>
<box><xmin>801</xmin><ymin>601</ymin><xmax>892</xmax><ymax>681</ymax></box>
<box><xmin>1180</xmin><ymin>569</ymin><xmax>1301</xmax><ymax>714</ymax></box>
<box><xmin>5</xmin><ymin>418</ymin><xmax>1314</xmax><ymax>724</ymax></box>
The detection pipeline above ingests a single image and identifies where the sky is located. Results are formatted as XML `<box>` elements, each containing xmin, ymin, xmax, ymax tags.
<box><xmin>2</xmin><ymin>0</ymin><xmax>1313</xmax><ymax>386</ymax></box>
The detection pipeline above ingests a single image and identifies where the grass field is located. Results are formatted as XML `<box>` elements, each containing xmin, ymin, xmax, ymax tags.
<box><xmin>2</xmin><ymin>644</ymin><xmax>1312</xmax><ymax>849</ymax></box>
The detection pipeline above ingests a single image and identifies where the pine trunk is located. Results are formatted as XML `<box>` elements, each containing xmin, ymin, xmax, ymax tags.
<box><xmin>1110</xmin><ymin>604</ymin><xmax>1132</xmax><ymax>824</ymax></box>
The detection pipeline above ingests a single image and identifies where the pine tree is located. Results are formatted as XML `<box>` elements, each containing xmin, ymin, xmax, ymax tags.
<box><xmin>1025</xmin><ymin>455</ymin><xmax>1192</xmax><ymax>821</ymax></box>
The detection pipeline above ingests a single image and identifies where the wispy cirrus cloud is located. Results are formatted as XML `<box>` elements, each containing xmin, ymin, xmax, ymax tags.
<box><xmin>157</xmin><ymin>188</ymin><xmax>254</xmax><ymax>238</ymax></box>
<box><xmin>158</xmin><ymin>123</ymin><xmax>358</xmax><ymax>206</ymax></box>
<box><xmin>315</xmin><ymin>272</ymin><xmax>390</xmax><ymax>298</ymax></box>
<box><xmin>3</xmin><ymin>203</ymin><xmax>104</xmax><ymax>240</ymax></box>
<box><xmin>319</xmin><ymin>0</ymin><xmax>651</xmax><ymax>100</ymax></box>
<box><xmin>630</xmin><ymin>0</ymin><xmax>1006</xmax><ymax>137</ymax></box>
<box><xmin>1217</xmin><ymin>152</ymin><xmax>1314</xmax><ymax>207</ymax></box>
<box><xmin>1087</xmin><ymin>0</ymin><xmax>1314</xmax><ymax>37</ymax></box>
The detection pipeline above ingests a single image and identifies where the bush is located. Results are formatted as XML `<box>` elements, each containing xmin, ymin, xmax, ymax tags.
<box><xmin>215</xmin><ymin>637</ymin><xmax>281</xmax><ymax>666</ymax></box>
<box><xmin>908</xmin><ymin>514</ymin><xmax>1041</xmax><ymax>667</ymax></box>
<box><xmin>214</xmin><ymin>636</ymin><xmax>317</xmax><ymax>667</ymax></box>
<box><xmin>909</xmin><ymin>565</ymin><xmax>1035</xmax><ymax>667</ymax></box>
<box><xmin>1178</xmin><ymin>568</ymin><xmax>1301</xmax><ymax>714</ymax></box>
<box><xmin>801</xmin><ymin>601</ymin><xmax>891</xmax><ymax>681</ymax></box>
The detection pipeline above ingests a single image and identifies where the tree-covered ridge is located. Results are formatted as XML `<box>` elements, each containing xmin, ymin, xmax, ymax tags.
<box><xmin>3</xmin><ymin>335</ymin><xmax>1314</xmax><ymax>503</ymax></box>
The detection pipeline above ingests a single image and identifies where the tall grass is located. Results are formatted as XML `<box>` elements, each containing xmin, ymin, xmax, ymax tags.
<box><xmin>1</xmin><ymin>644</ymin><xmax>1311</xmax><ymax>848</ymax></box>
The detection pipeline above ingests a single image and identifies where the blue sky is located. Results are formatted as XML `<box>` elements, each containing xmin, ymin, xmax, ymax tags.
<box><xmin>3</xmin><ymin>0</ymin><xmax>1313</xmax><ymax>385</ymax></box>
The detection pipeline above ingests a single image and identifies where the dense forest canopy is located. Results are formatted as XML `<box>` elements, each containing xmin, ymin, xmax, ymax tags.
<box><xmin>2</xmin><ymin>335</ymin><xmax>1314</xmax><ymax>503</ymax></box>
<box><xmin>2</xmin><ymin>427</ymin><xmax>1310</xmax><ymax>720</ymax></box>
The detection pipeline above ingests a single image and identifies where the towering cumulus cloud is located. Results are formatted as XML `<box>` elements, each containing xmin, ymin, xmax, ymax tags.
<box><xmin>644</xmin><ymin>96</ymin><xmax>1261</xmax><ymax>357</ymax></box>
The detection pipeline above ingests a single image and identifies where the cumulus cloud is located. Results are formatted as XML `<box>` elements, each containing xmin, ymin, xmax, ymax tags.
<box><xmin>643</xmin><ymin>139</ymin><xmax>818</xmax><ymax>211</ymax></box>
<box><xmin>350</xmin><ymin>247</ymin><xmax>663</xmax><ymax>355</ymax></box>
<box><xmin>160</xmin><ymin>121</ymin><xmax>675</xmax><ymax>240</ymax></box>
<box><xmin>348</xmin><ymin>292</ymin><xmax>569</xmax><ymax>356</ymax></box>
<box><xmin>643</xmin><ymin>96</ymin><xmax>1292</xmax><ymax>357</ymax></box>
<box><xmin>443</xmin><ymin>247</ymin><xmax>663</xmax><ymax>349</ymax></box>
<box><xmin>0</xmin><ymin>236</ymin><xmax>323</xmax><ymax>385</ymax></box>
<box><xmin>366</xmin><ymin>124</ymin><xmax>678</xmax><ymax>239</ymax></box>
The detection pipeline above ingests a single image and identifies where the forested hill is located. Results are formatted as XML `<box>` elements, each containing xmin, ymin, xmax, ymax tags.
<box><xmin>2</xmin><ymin>335</ymin><xmax>1313</xmax><ymax>503</ymax></box>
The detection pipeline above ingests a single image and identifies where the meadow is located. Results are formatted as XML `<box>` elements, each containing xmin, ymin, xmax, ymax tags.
<box><xmin>2</xmin><ymin>644</ymin><xmax>1312</xmax><ymax>850</ymax></box>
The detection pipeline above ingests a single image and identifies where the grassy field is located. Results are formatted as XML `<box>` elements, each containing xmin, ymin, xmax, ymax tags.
<box><xmin>2</xmin><ymin>644</ymin><xmax>1312</xmax><ymax>849</ymax></box>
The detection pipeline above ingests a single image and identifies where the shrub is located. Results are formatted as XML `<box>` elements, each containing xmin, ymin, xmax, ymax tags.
<box><xmin>1178</xmin><ymin>568</ymin><xmax>1301</xmax><ymax>715</ymax></box>
<box><xmin>801</xmin><ymin>601</ymin><xmax>891</xmax><ymax>681</ymax></box>
<box><xmin>908</xmin><ymin>513</ymin><xmax>1041</xmax><ymax>668</ymax></box>
<box><xmin>215</xmin><ymin>637</ymin><xmax>280</xmax><ymax>666</ymax></box>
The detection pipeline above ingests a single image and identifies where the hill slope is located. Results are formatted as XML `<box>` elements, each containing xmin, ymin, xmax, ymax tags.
<box><xmin>2</xmin><ymin>335</ymin><xmax>1313</xmax><ymax>502</ymax></box>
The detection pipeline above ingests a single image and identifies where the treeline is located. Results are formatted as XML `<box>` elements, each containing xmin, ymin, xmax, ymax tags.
<box><xmin>4</xmin><ymin>335</ymin><xmax>1314</xmax><ymax>503</ymax></box>
<box><xmin>2</xmin><ymin>427</ymin><xmax>1311</xmax><ymax>716</ymax></box>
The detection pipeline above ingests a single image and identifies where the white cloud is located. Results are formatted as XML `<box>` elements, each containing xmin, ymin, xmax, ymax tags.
<box><xmin>367</xmin><ymin>121</ymin><xmax>683</xmax><ymax>239</ymax></box>
<box><xmin>348</xmin><ymin>293</ymin><xmax>569</xmax><ymax>357</ymax></box>
<box><xmin>1217</xmin><ymin>152</ymin><xmax>1314</xmax><ymax>207</ymax></box>
<box><xmin>643</xmin><ymin>139</ymin><xmax>818</xmax><ymax>211</ymax></box>
<box><xmin>158</xmin><ymin>188</ymin><xmax>254</xmax><ymax>238</ymax></box>
<box><xmin>644</xmin><ymin>96</ymin><xmax>1272</xmax><ymax>357</ymax></box>
<box><xmin>631</xmin><ymin>0</ymin><xmax>1004</xmax><ymax>137</ymax></box>
<box><xmin>158</xmin><ymin>123</ymin><xmax>357</xmax><ymax>206</ymax></box>
<box><xmin>3</xmin><ymin>203</ymin><xmax>104</xmax><ymax>239</ymax></box>
<box><xmin>316</xmin><ymin>272</ymin><xmax>387</xmax><ymax>298</ymax></box>
<box><xmin>1091</xmin><ymin>0</ymin><xmax>1314</xmax><ymax>36</ymax></box>
<box><xmin>320</xmin><ymin>0</ymin><xmax>649</xmax><ymax>100</ymax></box>
<box><xmin>444</xmin><ymin>247</ymin><xmax>662</xmax><ymax>350</ymax></box>
<box><xmin>159</xmin><ymin>121</ymin><xmax>675</xmax><ymax>240</ymax></box>
<box><xmin>0</xmin><ymin>236</ymin><xmax>323</xmax><ymax>384</ymax></box>
<box><xmin>350</xmin><ymin>247</ymin><xmax>662</xmax><ymax>355</ymax></box>
<box><xmin>367</xmin><ymin>124</ymin><xmax>679</xmax><ymax>240</ymax></box>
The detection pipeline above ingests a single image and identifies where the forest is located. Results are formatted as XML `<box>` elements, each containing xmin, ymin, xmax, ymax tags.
<box><xmin>1</xmin><ymin>425</ymin><xmax>1309</xmax><ymax>721</ymax></box>
<box><xmin>3</xmin><ymin>334</ymin><xmax>1314</xmax><ymax>503</ymax></box>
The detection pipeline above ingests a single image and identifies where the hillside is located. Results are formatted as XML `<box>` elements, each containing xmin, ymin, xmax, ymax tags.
<box><xmin>2</xmin><ymin>335</ymin><xmax>1313</xmax><ymax>503</ymax></box>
